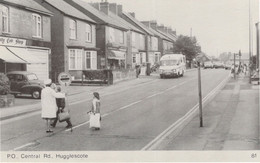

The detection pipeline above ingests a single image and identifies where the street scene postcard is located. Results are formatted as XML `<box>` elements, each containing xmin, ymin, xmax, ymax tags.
<box><xmin>0</xmin><ymin>0</ymin><xmax>259</xmax><ymax>162</ymax></box>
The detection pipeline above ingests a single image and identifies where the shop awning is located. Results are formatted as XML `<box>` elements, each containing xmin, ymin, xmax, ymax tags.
<box><xmin>7</xmin><ymin>47</ymin><xmax>45</xmax><ymax>64</ymax></box>
<box><xmin>0</xmin><ymin>46</ymin><xmax>27</xmax><ymax>63</ymax></box>
<box><xmin>107</xmin><ymin>50</ymin><xmax>125</xmax><ymax>60</ymax></box>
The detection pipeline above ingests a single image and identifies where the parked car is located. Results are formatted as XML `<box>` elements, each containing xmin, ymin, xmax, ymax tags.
<box><xmin>6</xmin><ymin>71</ymin><xmax>44</xmax><ymax>99</ymax></box>
<box><xmin>224</xmin><ymin>62</ymin><xmax>232</xmax><ymax>70</ymax></box>
<box><xmin>213</xmin><ymin>61</ymin><xmax>224</xmax><ymax>68</ymax></box>
<box><xmin>204</xmin><ymin>61</ymin><xmax>214</xmax><ymax>69</ymax></box>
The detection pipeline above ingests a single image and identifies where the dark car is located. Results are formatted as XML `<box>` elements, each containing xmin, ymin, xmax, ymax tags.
<box><xmin>6</xmin><ymin>71</ymin><xmax>44</xmax><ymax>99</ymax></box>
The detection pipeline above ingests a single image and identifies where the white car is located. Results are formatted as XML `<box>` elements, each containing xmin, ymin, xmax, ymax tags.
<box><xmin>204</xmin><ymin>61</ymin><xmax>214</xmax><ymax>69</ymax></box>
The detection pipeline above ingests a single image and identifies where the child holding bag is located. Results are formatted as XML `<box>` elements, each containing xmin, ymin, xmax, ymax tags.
<box><xmin>89</xmin><ymin>92</ymin><xmax>101</xmax><ymax>130</ymax></box>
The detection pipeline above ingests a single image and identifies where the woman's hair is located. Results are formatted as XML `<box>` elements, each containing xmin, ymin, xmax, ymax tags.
<box><xmin>93</xmin><ymin>92</ymin><xmax>100</xmax><ymax>100</ymax></box>
<box><xmin>56</xmin><ymin>86</ymin><xmax>61</xmax><ymax>92</ymax></box>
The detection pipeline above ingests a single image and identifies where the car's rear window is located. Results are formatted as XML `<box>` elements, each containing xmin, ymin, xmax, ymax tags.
<box><xmin>27</xmin><ymin>74</ymin><xmax>38</xmax><ymax>80</ymax></box>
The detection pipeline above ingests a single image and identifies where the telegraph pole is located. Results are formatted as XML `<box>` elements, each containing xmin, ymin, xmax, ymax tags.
<box><xmin>256</xmin><ymin>22</ymin><xmax>259</xmax><ymax>70</ymax></box>
<box><xmin>234</xmin><ymin>53</ymin><xmax>236</xmax><ymax>79</ymax></box>
<box><xmin>197</xmin><ymin>61</ymin><xmax>203</xmax><ymax>127</ymax></box>
<box><xmin>249</xmin><ymin>0</ymin><xmax>252</xmax><ymax>83</ymax></box>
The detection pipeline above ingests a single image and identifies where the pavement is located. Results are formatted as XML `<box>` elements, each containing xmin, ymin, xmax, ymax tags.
<box><xmin>1</xmin><ymin>69</ymin><xmax>259</xmax><ymax>150</ymax></box>
<box><xmin>158</xmin><ymin>74</ymin><xmax>260</xmax><ymax>150</ymax></box>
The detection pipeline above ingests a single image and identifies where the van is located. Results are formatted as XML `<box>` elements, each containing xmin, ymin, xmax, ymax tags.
<box><xmin>159</xmin><ymin>54</ymin><xmax>186</xmax><ymax>78</ymax></box>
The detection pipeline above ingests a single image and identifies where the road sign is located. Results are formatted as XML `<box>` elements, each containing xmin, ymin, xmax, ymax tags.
<box><xmin>58</xmin><ymin>72</ymin><xmax>71</xmax><ymax>86</ymax></box>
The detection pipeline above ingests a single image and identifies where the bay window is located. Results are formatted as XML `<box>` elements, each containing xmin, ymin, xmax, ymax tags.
<box><xmin>85</xmin><ymin>51</ymin><xmax>97</xmax><ymax>69</ymax></box>
<box><xmin>69</xmin><ymin>49</ymin><xmax>82</xmax><ymax>70</ymax></box>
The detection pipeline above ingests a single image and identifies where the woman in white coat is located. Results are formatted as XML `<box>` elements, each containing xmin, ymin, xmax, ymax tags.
<box><xmin>41</xmin><ymin>79</ymin><xmax>58</xmax><ymax>133</ymax></box>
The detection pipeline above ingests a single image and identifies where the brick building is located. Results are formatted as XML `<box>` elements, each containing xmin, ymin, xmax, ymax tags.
<box><xmin>0</xmin><ymin>0</ymin><xmax>52</xmax><ymax>80</ymax></box>
<box><xmin>35</xmin><ymin>0</ymin><xmax>98</xmax><ymax>82</ymax></box>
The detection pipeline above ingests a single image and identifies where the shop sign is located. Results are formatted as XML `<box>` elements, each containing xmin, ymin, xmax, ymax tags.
<box><xmin>0</xmin><ymin>36</ymin><xmax>26</xmax><ymax>47</ymax></box>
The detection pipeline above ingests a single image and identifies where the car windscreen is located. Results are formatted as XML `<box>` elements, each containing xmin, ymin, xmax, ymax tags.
<box><xmin>27</xmin><ymin>74</ymin><xmax>38</xmax><ymax>80</ymax></box>
<box><xmin>161</xmin><ymin>60</ymin><xmax>178</xmax><ymax>66</ymax></box>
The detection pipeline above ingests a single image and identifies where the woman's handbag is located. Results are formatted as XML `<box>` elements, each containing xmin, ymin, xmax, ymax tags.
<box><xmin>58</xmin><ymin>111</ymin><xmax>70</xmax><ymax>122</ymax></box>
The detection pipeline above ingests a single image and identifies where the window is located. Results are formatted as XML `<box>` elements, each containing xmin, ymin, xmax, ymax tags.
<box><xmin>69</xmin><ymin>49</ymin><xmax>82</xmax><ymax>70</ymax></box>
<box><xmin>85</xmin><ymin>51</ymin><xmax>91</xmax><ymax>69</ymax></box>
<box><xmin>132</xmin><ymin>53</ymin><xmax>136</xmax><ymax>64</ymax></box>
<box><xmin>139</xmin><ymin>34</ymin><xmax>145</xmax><ymax>49</ymax></box>
<box><xmin>131</xmin><ymin>32</ymin><xmax>136</xmax><ymax>47</ymax></box>
<box><xmin>85</xmin><ymin>24</ymin><xmax>91</xmax><ymax>42</ymax></box>
<box><xmin>70</xmin><ymin>19</ymin><xmax>77</xmax><ymax>39</ymax></box>
<box><xmin>109</xmin><ymin>27</ymin><xmax>115</xmax><ymax>42</ymax></box>
<box><xmin>2</xmin><ymin>6</ymin><xmax>9</xmax><ymax>33</ymax></box>
<box><xmin>85</xmin><ymin>51</ymin><xmax>97</xmax><ymax>69</ymax></box>
<box><xmin>119</xmin><ymin>30</ymin><xmax>124</xmax><ymax>44</ymax></box>
<box><xmin>32</xmin><ymin>14</ymin><xmax>42</xmax><ymax>38</ymax></box>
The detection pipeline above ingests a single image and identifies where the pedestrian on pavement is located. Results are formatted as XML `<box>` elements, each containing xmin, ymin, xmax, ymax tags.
<box><xmin>88</xmin><ymin>92</ymin><xmax>101</xmax><ymax>130</ymax></box>
<box><xmin>41</xmin><ymin>79</ymin><xmax>58</xmax><ymax>133</ymax></box>
<box><xmin>51</xmin><ymin>86</ymin><xmax>72</xmax><ymax>129</ymax></box>
<box><xmin>135</xmin><ymin>64</ymin><xmax>141</xmax><ymax>78</ymax></box>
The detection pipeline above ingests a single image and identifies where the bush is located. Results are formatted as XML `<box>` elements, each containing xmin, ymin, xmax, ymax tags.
<box><xmin>0</xmin><ymin>73</ymin><xmax>10</xmax><ymax>95</ymax></box>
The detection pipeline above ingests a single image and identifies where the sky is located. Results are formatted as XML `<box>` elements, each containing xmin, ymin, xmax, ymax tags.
<box><xmin>84</xmin><ymin>0</ymin><xmax>259</xmax><ymax>57</ymax></box>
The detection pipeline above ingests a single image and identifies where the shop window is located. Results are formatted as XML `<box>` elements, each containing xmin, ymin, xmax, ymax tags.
<box><xmin>2</xmin><ymin>5</ymin><xmax>9</xmax><ymax>33</ymax></box>
<box><xmin>69</xmin><ymin>49</ymin><xmax>82</xmax><ymax>70</ymax></box>
<box><xmin>85</xmin><ymin>23</ymin><xmax>92</xmax><ymax>42</ymax></box>
<box><xmin>70</xmin><ymin>19</ymin><xmax>77</xmax><ymax>39</ymax></box>
<box><xmin>32</xmin><ymin>14</ymin><xmax>42</xmax><ymax>38</ymax></box>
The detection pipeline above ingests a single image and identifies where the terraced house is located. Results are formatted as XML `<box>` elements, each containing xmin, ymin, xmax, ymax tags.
<box><xmin>65</xmin><ymin>0</ymin><xmax>145</xmax><ymax>70</ymax></box>
<box><xmin>35</xmin><ymin>0</ymin><xmax>97</xmax><ymax>82</ymax></box>
<box><xmin>0</xmin><ymin>0</ymin><xmax>52</xmax><ymax>80</ymax></box>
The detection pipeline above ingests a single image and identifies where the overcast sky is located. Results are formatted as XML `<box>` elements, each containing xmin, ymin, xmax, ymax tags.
<box><xmin>84</xmin><ymin>0</ymin><xmax>259</xmax><ymax>57</ymax></box>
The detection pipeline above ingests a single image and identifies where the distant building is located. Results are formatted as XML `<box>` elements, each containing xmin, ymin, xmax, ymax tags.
<box><xmin>0</xmin><ymin>0</ymin><xmax>52</xmax><ymax>80</ymax></box>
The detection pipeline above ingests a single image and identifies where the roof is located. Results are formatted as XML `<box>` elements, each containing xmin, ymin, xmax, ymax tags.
<box><xmin>44</xmin><ymin>0</ymin><xmax>95</xmax><ymax>23</ymax></box>
<box><xmin>1</xmin><ymin>0</ymin><xmax>52</xmax><ymax>15</ymax></box>
<box><xmin>70</xmin><ymin>0</ymin><xmax>128</xmax><ymax>30</ymax></box>
<box><xmin>157</xmin><ymin>30</ymin><xmax>176</xmax><ymax>42</ymax></box>
<box><xmin>108</xmin><ymin>11</ymin><xmax>144</xmax><ymax>34</ymax></box>
<box><xmin>123</xmin><ymin>12</ymin><xmax>154</xmax><ymax>35</ymax></box>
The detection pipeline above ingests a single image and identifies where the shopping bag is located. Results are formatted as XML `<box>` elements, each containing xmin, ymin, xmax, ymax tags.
<box><xmin>58</xmin><ymin>111</ymin><xmax>70</xmax><ymax>122</ymax></box>
<box><xmin>89</xmin><ymin>113</ymin><xmax>101</xmax><ymax>128</ymax></box>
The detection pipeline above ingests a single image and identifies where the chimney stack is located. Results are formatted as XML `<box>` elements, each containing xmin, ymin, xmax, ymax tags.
<box><xmin>109</xmin><ymin>3</ymin><xmax>117</xmax><ymax>15</ymax></box>
<box><xmin>150</xmin><ymin>20</ymin><xmax>157</xmax><ymax>30</ymax></box>
<box><xmin>90</xmin><ymin>2</ymin><xmax>100</xmax><ymax>10</ymax></box>
<box><xmin>117</xmin><ymin>4</ymin><xmax>122</xmax><ymax>16</ymax></box>
<box><xmin>141</xmin><ymin>21</ymin><xmax>151</xmax><ymax>28</ymax></box>
<box><xmin>157</xmin><ymin>25</ymin><xmax>165</xmax><ymax>33</ymax></box>
<box><xmin>100</xmin><ymin>1</ymin><xmax>109</xmax><ymax>15</ymax></box>
<box><xmin>129</xmin><ymin>12</ymin><xmax>135</xmax><ymax>18</ymax></box>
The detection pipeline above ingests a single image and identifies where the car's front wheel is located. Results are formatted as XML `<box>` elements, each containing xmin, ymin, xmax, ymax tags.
<box><xmin>31</xmin><ymin>90</ymin><xmax>41</xmax><ymax>99</ymax></box>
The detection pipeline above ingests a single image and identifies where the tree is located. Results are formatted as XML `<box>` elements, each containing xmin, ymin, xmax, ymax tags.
<box><xmin>173</xmin><ymin>35</ymin><xmax>201</xmax><ymax>61</ymax></box>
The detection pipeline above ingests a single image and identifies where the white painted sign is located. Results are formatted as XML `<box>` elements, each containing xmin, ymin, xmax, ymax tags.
<box><xmin>0</xmin><ymin>36</ymin><xmax>26</xmax><ymax>46</ymax></box>
<box><xmin>58</xmin><ymin>72</ymin><xmax>72</xmax><ymax>86</ymax></box>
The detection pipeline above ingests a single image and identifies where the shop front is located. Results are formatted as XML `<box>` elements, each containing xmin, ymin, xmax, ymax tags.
<box><xmin>0</xmin><ymin>37</ymin><xmax>50</xmax><ymax>80</ymax></box>
<box><xmin>107</xmin><ymin>49</ymin><xmax>126</xmax><ymax>69</ymax></box>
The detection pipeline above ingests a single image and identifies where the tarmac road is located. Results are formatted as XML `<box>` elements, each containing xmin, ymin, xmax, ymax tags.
<box><xmin>1</xmin><ymin>69</ymin><xmax>230</xmax><ymax>151</ymax></box>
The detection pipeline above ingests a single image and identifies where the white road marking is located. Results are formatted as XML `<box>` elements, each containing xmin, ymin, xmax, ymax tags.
<box><xmin>141</xmin><ymin>75</ymin><xmax>230</xmax><ymax>150</ymax></box>
<box><xmin>13</xmin><ymin>142</ymin><xmax>36</xmax><ymax>151</ymax></box>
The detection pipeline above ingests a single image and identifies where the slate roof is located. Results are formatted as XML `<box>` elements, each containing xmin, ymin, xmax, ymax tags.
<box><xmin>1</xmin><ymin>0</ymin><xmax>52</xmax><ymax>15</ymax></box>
<box><xmin>123</xmin><ymin>12</ymin><xmax>154</xmax><ymax>36</ymax></box>
<box><xmin>157</xmin><ymin>30</ymin><xmax>176</xmax><ymax>42</ymax></box>
<box><xmin>44</xmin><ymin>0</ymin><xmax>95</xmax><ymax>23</ymax></box>
<box><xmin>70</xmin><ymin>0</ymin><xmax>128</xmax><ymax>30</ymax></box>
